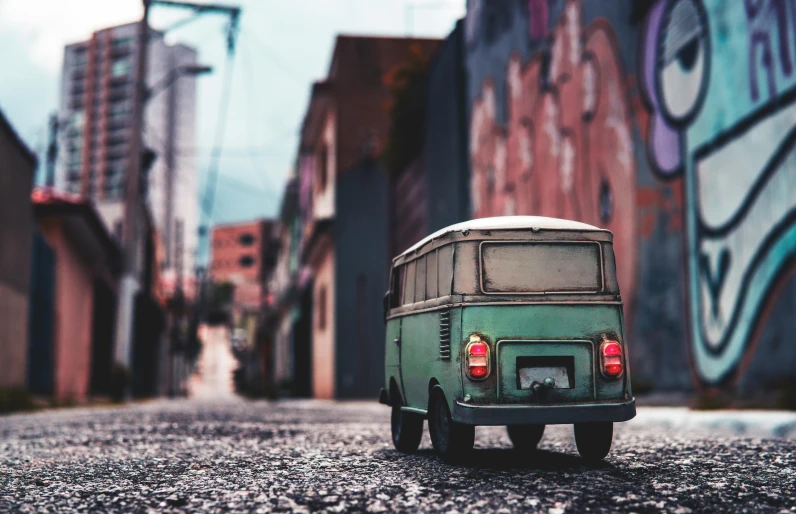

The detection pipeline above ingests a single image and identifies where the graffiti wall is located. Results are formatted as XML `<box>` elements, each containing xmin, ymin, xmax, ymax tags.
<box><xmin>466</xmin><ymin>0</ymin><xmax>796</xmax><ymax>392</ymax></box>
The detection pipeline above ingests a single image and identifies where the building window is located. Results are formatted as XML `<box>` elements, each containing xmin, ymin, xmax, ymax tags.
<box><xmin>114</xmin><ymin>221</ymin><xmax>123</xmax><ymax>242</ymax></box>
<box><xmin>112</xmin><ymin>59</ymin><xmax>131</xmax><ymax>77</ymax></box>
<box><xmin>239</xmin><ymin>233</ymin><xmax>255</xmax><ymax>246</ymax></box>
<box><xmin>112</xmin><ymin>36</ymin><xmax>134</xmax><ymax>47</ymax></box>
<box><xmin>318</xmin><ymin>285</ymin><xmax>327</xmax><ymax>330</ymax></box>
<box><xmin>318</xmin><ymin>144</ymin><xmax>329</xmax><ymax>191</ymax></box>
<box><xmin>71</xmin><ymin>111</ymin><xmax>85</xmax><ymax>128</ymax></box>
<box><xmin>239</xmin><ymin>255</ymin><xmax>255</xmax><ymax>268</ymax></box>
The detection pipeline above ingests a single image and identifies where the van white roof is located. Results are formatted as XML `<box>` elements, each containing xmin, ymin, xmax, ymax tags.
<box><xmin>400</xmin><ymin>216</ymin><xmax>604</xmax><ymax>256</ymax></box>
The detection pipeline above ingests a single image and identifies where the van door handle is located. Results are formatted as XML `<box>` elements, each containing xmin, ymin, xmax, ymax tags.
<box><xmin>394</xmin><ymin>338</ymin><xmax>400</xmax><ymax>345</ymax></box>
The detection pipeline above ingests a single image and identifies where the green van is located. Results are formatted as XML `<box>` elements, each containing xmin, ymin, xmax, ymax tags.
<box><xmin>379</xmin><ymin>216</ymin><xmax>635</xmax><ymax>462</ymax></box>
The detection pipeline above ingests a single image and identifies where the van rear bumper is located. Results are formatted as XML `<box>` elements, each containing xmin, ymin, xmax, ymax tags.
<box><xmin>452</xmin><ymin>398</ymin><xmax>636</xmax><ymax>426</ymax></box>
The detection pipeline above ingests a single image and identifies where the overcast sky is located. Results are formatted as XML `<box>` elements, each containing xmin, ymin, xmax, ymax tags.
<box><xmin>0</xmin><ymin>0</ymin><xmax>464</xmax><ymax>225</ymax></box>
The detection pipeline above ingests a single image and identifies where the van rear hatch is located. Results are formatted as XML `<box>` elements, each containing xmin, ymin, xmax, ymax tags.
<box><xmin>460</xmin><ymin>304</ymin><xmax>626</xmax><ymax>405</ymax></box>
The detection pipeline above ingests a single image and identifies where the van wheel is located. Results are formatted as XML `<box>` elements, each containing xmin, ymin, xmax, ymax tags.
<box><xmin>428</xmin><ymin>387</ymin><xmax>474</xmax><ymax>463</ymax></box>
<box><xmin>574</xmin><ymin>422</ymin><xmax>613</xmax><ymax>462</ymax></box>
<box><xmin>391</xmin><ymin>401</ymin><xmax>423</xmax><ymax>453</ymax></box>
<box><xmin>506</xmin><ymin>424</ymin><xmax>545</xmax><ymax>452</ymax></box>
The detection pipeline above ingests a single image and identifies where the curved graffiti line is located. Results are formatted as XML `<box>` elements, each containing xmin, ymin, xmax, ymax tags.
<box><xmin>642</xmin><ymin>0</ymin><xmax>796</xmax><ymax>384</ymax></box>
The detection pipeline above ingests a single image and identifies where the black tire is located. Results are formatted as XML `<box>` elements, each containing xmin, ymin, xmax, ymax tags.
<box><xmin>574</xmin><ymin>422</ymin><xmax>613</xmax><ymax>462</ymax></box>
<box><xmin>506</xmin><ymin>424</ymin><xmax>545</xmax><ymax>452</ymax></box>
<box><xmin>427</xmin><ymin>387</ymin><xmax>474</xmax><ymax>463</ymax></box>
<box><xmin>391</xmin><ymin>401</ymin><xmax>423</xmax><ymax>453</ymax></box>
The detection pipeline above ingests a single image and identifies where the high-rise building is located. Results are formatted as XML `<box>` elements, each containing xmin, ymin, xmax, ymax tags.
<box><xmin>57</xmin><ymin>22</ymin><xmax>198</xmax><ymax>297</ymax></box>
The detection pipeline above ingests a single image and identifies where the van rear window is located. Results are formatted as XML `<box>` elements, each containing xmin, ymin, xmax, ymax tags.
<box><xmin>480</xmin><ymin>242</ymin><xmax>603</xmax><ymax>294</ymax></box>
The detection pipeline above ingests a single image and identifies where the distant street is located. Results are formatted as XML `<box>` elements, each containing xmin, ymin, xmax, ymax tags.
<box><xmin>2</xmin><ymin>400</ymin><xmax>795</xmax><ymax>512</ymax></box>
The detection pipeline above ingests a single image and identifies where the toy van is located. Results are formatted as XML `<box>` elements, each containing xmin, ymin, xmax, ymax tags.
<box><xmin>379</xmin><ymin>216</ymin><xmax>635</xmax><ymax>462</ymax></box>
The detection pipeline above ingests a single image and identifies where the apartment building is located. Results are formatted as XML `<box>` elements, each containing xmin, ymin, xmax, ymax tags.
<box><xmin>57</xmin><ymin>22</ymin><xmax>198</xmax><ymax>297</ymax></box>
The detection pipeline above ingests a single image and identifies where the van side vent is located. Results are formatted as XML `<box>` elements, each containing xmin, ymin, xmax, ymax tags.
<box><xmin>439</xmin><ymin>309</ymin><xmax>451</xmax><ymax>360</ymax></box>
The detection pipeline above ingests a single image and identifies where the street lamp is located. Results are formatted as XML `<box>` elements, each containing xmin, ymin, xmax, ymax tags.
<box><xmin>146</xmin><ymin>64</ymin><xmax>213</xmax><ymax>102</ymax></box>
<box><xmin>113</xmin><ymin>58</ymin><xmax>213</xmax><ymax>399</ymax></box>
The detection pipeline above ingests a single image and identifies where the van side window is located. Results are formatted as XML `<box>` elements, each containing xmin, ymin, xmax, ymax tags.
<box><xmin>426</xmin><ymin>250</ymin><xmax>438</xmax><ymax>299</ymax></box>
<box><xmin>403</xmin><ymin>260</ymin><xmax>416</xmax><ymax>305</ymax></box>
<box><xmin>392</xmin><ymin>265</ymin><xmax>405</xmax><ymax>307</ymax></box>
<box><xmin>438</xmin><ymin>245</ymin><xmax>453</xmax><ymax>297</ymax></box>
<box><xmin>415</xmin><ymin>256</ymin><xmax>426</xmax><ymax>303</ymax></box>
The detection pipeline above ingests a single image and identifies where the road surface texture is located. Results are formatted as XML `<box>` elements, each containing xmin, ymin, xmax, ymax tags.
<box><xmin>2</xmin><ymin>399</ymin><xmax>795</xmax><ymax>513</ymax></box>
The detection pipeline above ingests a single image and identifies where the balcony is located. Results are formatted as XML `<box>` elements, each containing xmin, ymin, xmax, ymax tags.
<box><xmin>110</xmin><ymin>44</ymin><xmax>133</xmax><ymax>59</ymax></box>
<box><xmin>106</xmin><ymin>129</ymin><xmax>128</xmax><ymax>146</ymax></box>
<box><xmin>105</xmin><ymin>144</ymin><xmax>129</xmax><ymax>161</ymax></box>
<box><xmin>107</xmin><ymin>88</ymin><xmax>129</xmax><ymax>103</ymax></box>
<box><xmin>69</xmin><ymin>83</ymin><xmax>86</xmax><ymax>97</ymax></box>
<box><xmin>106</xmin><ymin>116</ymin><xmax>129</xmax><ymax>131</ymax></box>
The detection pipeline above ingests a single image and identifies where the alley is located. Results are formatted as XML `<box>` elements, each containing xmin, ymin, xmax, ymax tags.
<box><xmin>1</xmin><ymin>400</ymin><xmax>795</xmax><ymax>513</ymax></box>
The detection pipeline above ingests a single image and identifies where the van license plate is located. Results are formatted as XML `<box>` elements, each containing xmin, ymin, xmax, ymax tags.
<box><xmin>518</xmin><ymin>366</ymin><xmax>572</xmax><ymax>389</ymax></box>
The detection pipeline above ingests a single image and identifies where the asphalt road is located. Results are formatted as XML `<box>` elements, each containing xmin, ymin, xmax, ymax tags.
<box><xmin>1</xmin><ymin>399</ymin><xmax>795</xmax><ymax>513</ymax></box>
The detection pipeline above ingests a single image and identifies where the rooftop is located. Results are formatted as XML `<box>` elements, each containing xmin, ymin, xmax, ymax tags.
<box><xmin>401</xmin><ymin>216</ymin><xmax>606</xmax><ymax>256</ymax></box>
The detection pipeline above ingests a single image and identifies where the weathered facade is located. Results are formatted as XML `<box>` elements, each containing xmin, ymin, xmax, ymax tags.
<box><xmin>266</xmin><ymin>36</ymin><xmax>442</xmax><ymax>399</ymax></box>
<box><xmin>0</xmin><ymin>110</ymin><xmax>37</xmax><ymax>391</ymax></box>
<box><xmin>31</xmin><ymin>190</ymin><xmax>121</xmax><ymax>400</ymax></box>
<box><xmin>390</xmin><ymin>21</ymin><xmax>471</xmax><ymax>258</ymax></box>
<box><xmin>465</xmin><ymin>0</ymin><xmax>796</xmax><ymax>393</ymax></box>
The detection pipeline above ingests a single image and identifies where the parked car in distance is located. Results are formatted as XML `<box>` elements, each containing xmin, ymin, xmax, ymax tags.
<box><xmin>379</xmin><ymin>216</ymin><xmax>635</xmax><ymax>462</ymax></box>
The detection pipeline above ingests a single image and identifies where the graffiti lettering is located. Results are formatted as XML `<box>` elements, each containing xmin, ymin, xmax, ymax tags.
<box><xmin>745</xmin><ymin>0</ymin><xmax>796</xmax><ymax>101</ymax></box>
<box><xmin>470</xmin><ymin>0</ymin><xmax>638</xmax><ymax>300</ymax></box>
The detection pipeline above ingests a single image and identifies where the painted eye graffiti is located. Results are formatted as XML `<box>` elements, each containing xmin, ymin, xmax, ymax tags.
<box><xmin>657</xmin><ymin>0</ymin><xmax>710</xmax><ymax>124</ymax></box>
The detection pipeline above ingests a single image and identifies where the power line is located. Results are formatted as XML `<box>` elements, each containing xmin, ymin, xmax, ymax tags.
<box><xmin>241</xmin><ymin>26</ymin><xmax>306</xmax><ymax>85</ymax></box>
<box><xmin>200</xmin><ymin>50</ymin><xmax>236</xmax><ymax>221</ymax></box>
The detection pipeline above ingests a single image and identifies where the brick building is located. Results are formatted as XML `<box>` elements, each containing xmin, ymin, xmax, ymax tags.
<box><xmin>210</xmin><ymin>219</ymin><xmax>275</xmax><ymax>308</ymax></box>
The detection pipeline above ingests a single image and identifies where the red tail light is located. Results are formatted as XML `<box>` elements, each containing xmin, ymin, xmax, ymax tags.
<box><xmin>469</xmin><ymin>341</ymin><xmax>488</xmax><ymax>356</ymax></box>
<box><xmin>469</xmin><ymin>365</ymin><xmax>488</xmax><ymax>378</ymax></box>
<box><xmin>466</xmin><ymin>335</ymin><xmax>490</xmax><ymax>380</ymax></box>
<box><xmin>601</xmin><ymin>340</ymin><xmax>623</xmax><ymax>378</ymax></box>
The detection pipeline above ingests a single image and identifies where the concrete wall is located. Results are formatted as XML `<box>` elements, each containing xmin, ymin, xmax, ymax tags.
<box><xmin>425</xmin><ymin>20</ymin><xmax>471</xmax><ymax>234</ymax></box>
<box><xmin>335</xmin><ymin>160</ymin><xmax>390</xmax><ymax>398</ymax></box>
<box><xmin>312</xmin><ymin>245</ymin><xmax>335</xmax><ymax>399</ymax></box>
<box><xmin>0</xmin><ymin>283</ymin><xmax>29</xmax><ymax>389</ymax></box>
<box><xmin>0</xmin><ymin>113</ymin><xmax>35</xmax><ymax>389</ymax></box>
<box><xmin>465</xmin><ymin>0</ymin><xmax>796</xmax><ymax>392</ymax></box>
<box><xmin>38</xmin><ymin>218</ymin><xmax>95</xmax><ymax>400</ymax></box>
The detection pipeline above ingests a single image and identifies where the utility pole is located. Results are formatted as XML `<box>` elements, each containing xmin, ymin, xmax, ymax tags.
<box><xmin>45</xmin><ymin>113</ymin><xmax>59</xmax><ymax>188</ymax></box>
<box><xmin>113</xmin><ymin>0</ymin><xmax>151</xmax><ymax>395</ymax></box>
<box><xmin>112</xmin><ymin>0</ymin><xmax>241</xmax><ymax>398</ymax></box>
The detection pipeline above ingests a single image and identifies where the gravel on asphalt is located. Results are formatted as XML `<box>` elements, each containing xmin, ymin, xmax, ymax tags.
<box><xmin>1</xmin><ymin>399</ymin><xmax>795</xmax><ymax>513</ymax></box>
